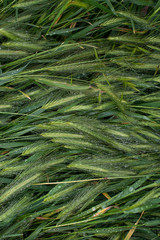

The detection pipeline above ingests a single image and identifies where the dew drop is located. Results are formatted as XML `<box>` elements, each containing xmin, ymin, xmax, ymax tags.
<box><xmin>129</xmin><ymin>186</ymin><xmax>134</xmax><ymax>192</ymax></box>
<box><xmin>92</xmin><ymin>207</ymin><xmax>96</xmax><ymax>211</ymax></box>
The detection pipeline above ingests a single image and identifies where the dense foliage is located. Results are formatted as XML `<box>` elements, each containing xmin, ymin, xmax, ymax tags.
<box><xmin>0</xmin><ymin>0</ymin><xmax>160</xmax><ymax>239</ymax></box>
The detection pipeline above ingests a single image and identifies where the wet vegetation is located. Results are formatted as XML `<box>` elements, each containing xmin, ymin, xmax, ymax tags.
<box><xmin>0</xmin><ymin>0</ymin><xmax>160</xmax><ymax>239</ymax></box>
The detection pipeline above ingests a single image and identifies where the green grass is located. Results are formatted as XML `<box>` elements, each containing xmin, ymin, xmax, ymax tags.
<box><xmin>0</xmin><ymin>0</ymin><xmax>160</xmax><ymax>239</ymax></box>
